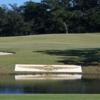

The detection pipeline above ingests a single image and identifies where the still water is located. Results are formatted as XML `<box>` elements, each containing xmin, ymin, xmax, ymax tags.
<box><xmin>0</xmin><ymin>74</ymin><xmax>100</xmax><ymax>94</ymax></box>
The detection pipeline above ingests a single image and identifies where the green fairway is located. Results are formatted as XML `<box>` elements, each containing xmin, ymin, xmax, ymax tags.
<box><xmin>0</xmin><ymin>34</ymin><xmax>100</xmax><ymax>74</ymax></box>
<box><xmin>0</xmin><ymin>94</ymin><xmax>100</xmax><ymax>100</ymax></box>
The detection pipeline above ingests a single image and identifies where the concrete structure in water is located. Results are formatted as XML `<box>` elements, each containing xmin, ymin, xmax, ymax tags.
<box><xmin>15</xmin><ymin>64</ymin><xmax>82</xmax><ymax>80</ymax></box>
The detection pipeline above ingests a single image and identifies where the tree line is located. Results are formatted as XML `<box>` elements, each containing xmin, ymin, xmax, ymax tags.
<box><xmin>0</xmin><ymin>0</ymin><xmax>100</xmax><ymax>36</ymax></box>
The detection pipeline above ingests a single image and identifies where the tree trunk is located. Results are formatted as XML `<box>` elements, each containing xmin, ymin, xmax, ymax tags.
<box><xmin>63</xmin><ymin>22</ymin><xmax>68</xmax><ymax>34</ymax></box>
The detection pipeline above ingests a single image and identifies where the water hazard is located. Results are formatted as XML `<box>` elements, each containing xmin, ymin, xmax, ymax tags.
<box><xmin>0</xmin><ymin>74</ymin><xmax>100</xmax><ymax>94</ymax></box>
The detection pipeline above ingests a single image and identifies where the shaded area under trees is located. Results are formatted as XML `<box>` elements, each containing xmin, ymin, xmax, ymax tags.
<box><xmin>35</xmin><ymin>48</ymin><xmax>100</xmax><ymax>66</ymax></box>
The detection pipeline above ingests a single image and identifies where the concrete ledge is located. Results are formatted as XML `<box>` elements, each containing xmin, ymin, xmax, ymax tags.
<box><xmin>15</xmin><ymin>64</ymin><xmax>82</xmax><ymax>73</ymax></box>
<box><xmin>0</xmin><ymin>52</ymin><xmax>13</xmax><ymax>55</ymax></box>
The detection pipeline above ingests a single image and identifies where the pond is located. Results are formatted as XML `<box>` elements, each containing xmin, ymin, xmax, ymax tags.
<box><xmin>0</xmin><ymin>74</ymin><xmax>100</xmax><ymax>94</ymax></box>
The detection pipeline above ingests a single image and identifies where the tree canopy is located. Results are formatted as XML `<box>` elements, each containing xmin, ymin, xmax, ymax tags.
<box><xmin>0</xmin><ymin>0</ymin><xmax>100</xmax><ymax>36</ymax></box>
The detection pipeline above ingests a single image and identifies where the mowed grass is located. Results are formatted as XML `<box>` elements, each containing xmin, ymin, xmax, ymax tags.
<box><xmin>0</xmin><ymin>94</ymin><xmax>100</xmax><ymax>100</ymax></box>
<box><xmin>0</xmin><ymin>34</ymin><xmax>100</xmax><ymax>99</ymax></box>
<box><xmin>0</xmin><ymin>34</ymin><xmax>100</xmax><ymax>73</ymax></box>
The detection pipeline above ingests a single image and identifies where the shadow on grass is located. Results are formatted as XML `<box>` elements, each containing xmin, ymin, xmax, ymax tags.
<box><xmin>35</xmin><ymin>48</ymin><xmax>100</xmax><ymax>66</ymax></box>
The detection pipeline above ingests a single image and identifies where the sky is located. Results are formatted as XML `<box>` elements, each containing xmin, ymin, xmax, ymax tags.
<box><xmin>0</xmin><ymin>0</ymin><xmax>41</xmax><ymax>6</ymax></box>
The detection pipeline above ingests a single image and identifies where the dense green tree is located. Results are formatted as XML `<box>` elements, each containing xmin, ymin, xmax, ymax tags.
<box><xmin>41</xmin><ymin>0</ymin><xmax>72</xmax><ymax>33</ymax></box>
<box><xmin>74</xmin><ymin>0</ymin><xmax>98</xmax><ymax>10</ymax></box>
<box><xmin>0</xmin><ymin>6</ymin><xmax>31</xmax><ymax>36</ymax></box>
<box><xmin>21</xmin><ymin>1</ymin><xmax>48</xmax><ymax>34</ymax></box>
<box><xmin>0</xmin><ymin>6</ymin><xmax>7</xmax><ymax>36</ymax></box>
<box><xmin>4</xmin><ymin>11</ymin><xmax>28</xmax><ymax>36</ymax></box>
<box><xmin>86</xmin><ymin>7</ymin><xmax>100</xmax><ymax>32</ymax></box>
<box><xmin>0</xmin><ymin>0</ymin><xmax>100</xmax><ymax>36</ymax></box>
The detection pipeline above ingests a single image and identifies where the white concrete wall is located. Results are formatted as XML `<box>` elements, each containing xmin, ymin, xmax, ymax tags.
<box><xmin>0</xmin><ymin>52</ymin><xmax>13</xmax><ymax>55</ymax></box>
<box><xmin>15</xmin><ymin>64</ymin><xmax>82</xmax><ymax>73</ymax></box>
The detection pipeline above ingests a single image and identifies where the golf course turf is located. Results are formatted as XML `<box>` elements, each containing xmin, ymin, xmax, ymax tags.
<box><xmin>0</xmin><ymin>94</ymin><xmax>100</xmax><ymax>100</ymax></box>
<box><xmin>0</xmin><ymin>34</ymin><xmax>100</xmax><ymax>74</ymax></box>
<box><xmin>0</xmin><ymin>34</ymin><xmax>100</xmax><ymax>99</ymax></box>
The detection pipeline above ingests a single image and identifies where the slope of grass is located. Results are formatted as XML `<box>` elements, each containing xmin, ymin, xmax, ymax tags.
<box><xmin>0</xmin><ymin>34</ymin><xmax>100</xmax><ymax>73</ymax></box>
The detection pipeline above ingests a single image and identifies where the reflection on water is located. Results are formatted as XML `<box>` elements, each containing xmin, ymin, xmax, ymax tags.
<box><xmin>0</xmin><ymin>74</ymin><xmax>100</xmax><ymax>94</ymax></box>
<box><xmin>15</xmin><ymin>74</ymin><xmax>82</xmax><ymax>80</ymax></box>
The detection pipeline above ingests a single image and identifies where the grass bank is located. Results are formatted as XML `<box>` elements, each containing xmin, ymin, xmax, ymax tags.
<box><xmin>0</xmin><ymin>94</ymin><xmax>100</xmax><ymax>100</ymax></box>
<box><xmin>0</xmin><ymin>34</ymin><xmax>100</xmax><ymax>74</ymax></box>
